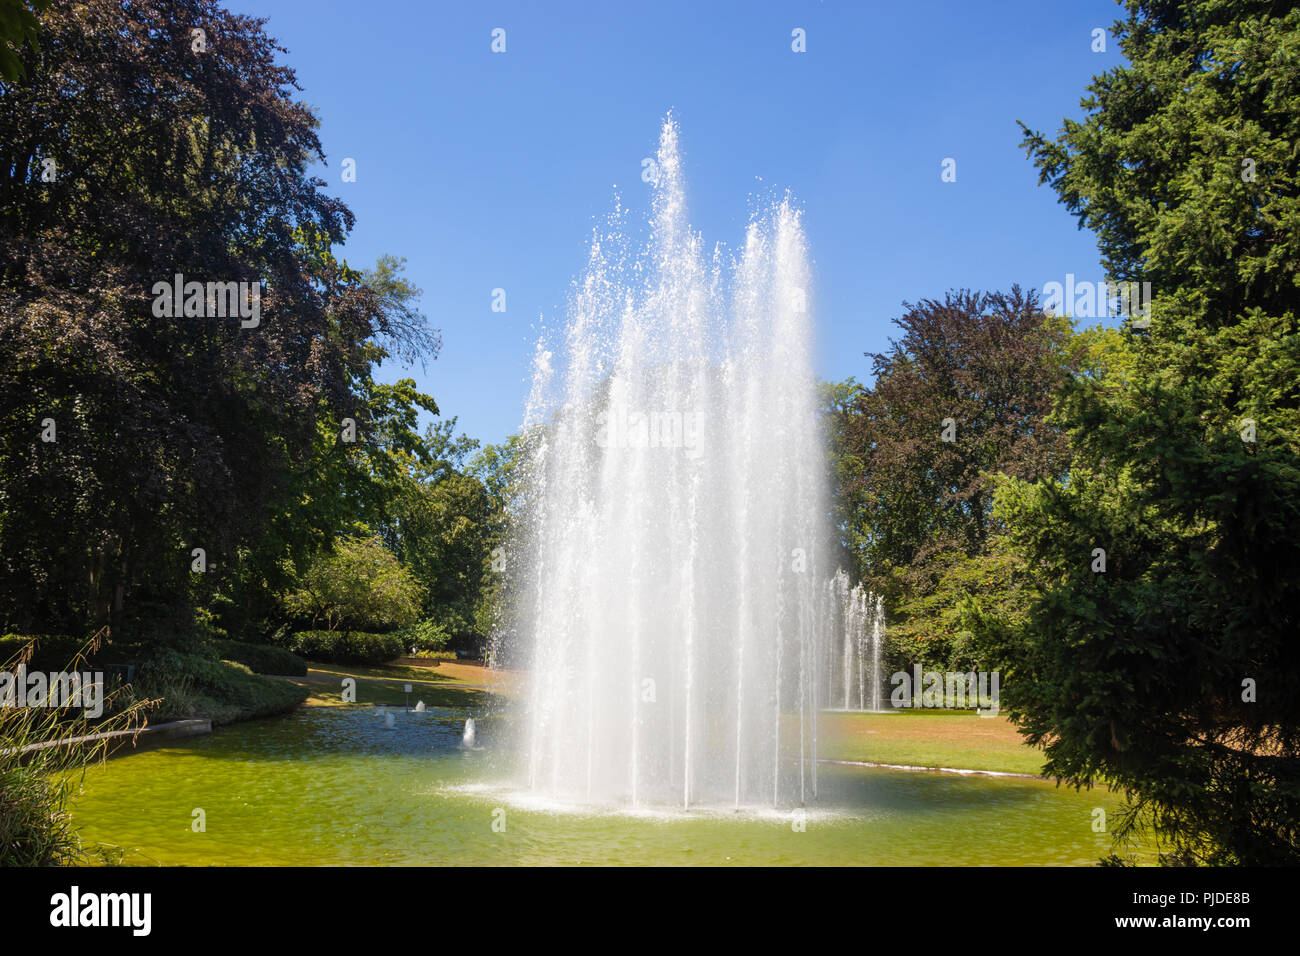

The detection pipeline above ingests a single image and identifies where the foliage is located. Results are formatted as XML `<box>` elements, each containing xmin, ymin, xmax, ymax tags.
<box><xmin>466</xmin><ymin>434</ymin><xmax>524</xmax><ymax>648</ymax></box>
<box><xmin>376</xmin><ymin>423</ymin><xmax>521</xmax><ymax>644</ymax></box>
<box><xmin>979</xmin><ymin>0</ymin><xmax>1300</xmax><ymax>865</ymax></box>
<box><xmin>828</xmin><ymin>289</ymin><xmax>1091</xmax><ymax>671</ymax></box>
<box><xmin>221</xmin><ymin>367</ymin><xmax>439</xmax><ymax>641</ymax></box>
<box><xmin>0</xmin><ymin>633</ymin><xmax>149</xmax><ymax>865</ymax></box>
<box><xmin>819</xmin><ymin>378</ymin><xmax>869</xmax><ymax>579</ymax></box>
<box><xmin>282</xmin><ymin>536</ymin><xmax>421</xmax><ymax>633</ymax></box>
<box><xmin>401</xmin><ymin>619</ymin><xmax>451</xmax><ymax>653</ymax></box>
<box><xmin>0</xmin><ymin>0</ymin><xmax>435</xmax><ymax>654</ymax></box>
<box><xmin>282</xmin><ymin>630</ymin><xmax>405</xmax><ymax>665</ymax></box>
<box><xmin>134</xmin><ymin>653</ymin><xmax>307</xmax><ymax>725</ymax></box>
<box><xmin>0</xmin><ymin>0</ymin><xmax>47</xmax><ymax>81</ymax></box>
<box><xmin>883</xmin><ymin>543</ymin><xmax>1032</xmax><ymax>674</ymax></box>
<box><xmin>843</xmin><ymin>288</ymin><xmax>1081</xmax><ymax>570</ymax></box>
<box><xmin>0</xmin><ymin>633</ymin><xmax>82</xmax><ymax>671</ymax></box>
<box><xmin>211</xmin><ymin>639</ymin><xmax>306</xmax><ymax>677</ymax></box>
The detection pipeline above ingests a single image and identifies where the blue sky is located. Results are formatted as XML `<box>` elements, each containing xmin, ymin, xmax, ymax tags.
<box><xmin>236</xmin><ymin>0</ymin><xmax>1125</xmax><ymax>448</ymax></box>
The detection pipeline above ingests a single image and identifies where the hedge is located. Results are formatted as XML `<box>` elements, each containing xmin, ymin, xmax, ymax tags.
<box><xmin>212</xmin><ymin>639</ymin><xmax>307</xmax><ymax>676</ymax></box>
<box><xmin>408</xmin><ymin>650</ymin><xmax>457</xmax><ymax>662</ymax></box>
<box><xmin>284</xmin><ymin>630</ymin><xmax>405</xmax><ymax>665</ymax></box>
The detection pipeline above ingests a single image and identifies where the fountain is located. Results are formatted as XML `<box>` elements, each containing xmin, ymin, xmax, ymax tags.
<box><xmin>414</xmin><ymin>701</ymin><xmax>425</xmax><ymax>713</ymax></box>
<box><xmin>827</xmin><ymin>570</ymin><xmax>887</xmax><ymax>711</ymax></box>
<box><xmin>871</xmin><ymin>594</ymin><xmax>885</xmax><ymax>711</ymax></box>
<box><xmin>513</xmin><ymin>118</ymin><xmax>830</xmax><ymax>809</ymax></box>
<box><xmin>462</xmin><ymin>718</ymin><xmax>478</xmax><ymax>750</ymax></box>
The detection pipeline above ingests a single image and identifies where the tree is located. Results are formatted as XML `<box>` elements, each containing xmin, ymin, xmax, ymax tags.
<box><xmin>837</xmin><ymin>289</ymin><xmax>1084</xmax><ymax>669</ymax></box>
<box><xmin>220</xmin><ymin>367</ymin><xmax>439</xmax><ymax>640</ymax></box>
<box><xmin>217</xmin><ymin>250</ymin><xmax>439</xmax><ymax>641</ymax></box>
<box><xmin>385</xmin><ymin>421</ymin><xmax>494</xmax><ymax>638</ymax></box>
<box><xmin>0</xmin><ymin>0</ymin><xmax>47</xmax><ymax>81</ymax></box>
<box><xmin>0</xmin><ymin>1</ymin><xmax>434</xmax><ymax>649</ymax></box>
<box><xmin>977</xmin><ymin>0</ymin><xmax>1300</xmax><ymax>864</ymax></box>
<box><xmin>466</xmin><ymin>434</ymin><xmax>524</xmax><ymax>651</ymax></box>
<box><xmin>848</xmin><ymin>288</ymin><xmax>1080</xmax><ymax>567</ymax></box>
<box><xmin>282</xmin><ymin>536</ymin><xmax>420</xmax><ymax>633</ymax></box>
<box><xmin>819</xmin><ymin>378</ymin><xmax>868</xmax><ymax>580</ymax></box>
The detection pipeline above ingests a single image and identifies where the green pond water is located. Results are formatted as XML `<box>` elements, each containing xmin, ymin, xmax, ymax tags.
<box><xmin>66</xmin><ymin>705</ymin><xmax>1142</xmax><ymax>866</ymax></box>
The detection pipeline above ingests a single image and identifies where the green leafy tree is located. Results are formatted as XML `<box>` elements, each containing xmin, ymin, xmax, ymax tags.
<box><xmin>387</xmin><ymin>421</ymin><xmax>494</xmax><ymax>637</ymax></box>
<box><xmin>220</xmin><ymin>253</ymin><xmax>439</xmax><ymax>640</ymax></box>
<box><xmin>835</xmin><ymin>289</ymin><xmax>1085</xmax><ymax>669</ymax></box>
<box><xmin>0</xmin><ymin>0</ymin><xmax>47</xmax><ymax>81</ymax></box>
<box><xmin>282</xmin><ymin>536</ymin><xmax>421</xmax><ymax>633</ymax></box>
<box><xmin>465</xmin><ymin>434</ymin><xmax>524</xmax><ymax>653</ymax></box>
<box><xmin>976</xmin><ymin>0</ymin><xmax>1300</xmax><ymax>864</ymax></box>
<box><xmin>0</xmin><ymin>2</ymin><xmax>435</xmax><ymax>651</ymax></box>
<box><xmin>820</xmin><ymin>378</ymin><xmax>869</xmax><ymax>579</ymax></box>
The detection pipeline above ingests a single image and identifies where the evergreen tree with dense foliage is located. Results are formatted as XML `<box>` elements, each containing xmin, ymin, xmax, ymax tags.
<box><xmin>971</xmin><ymin>0</ymin><xmax>1300</xmax><ymax>864</ymax></box>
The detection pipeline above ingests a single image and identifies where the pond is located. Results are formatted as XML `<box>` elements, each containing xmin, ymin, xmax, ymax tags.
<box><xmin>66</xmin><ymin>705</ymin><xmax>1144</xmax><ymax>866</ymax></box>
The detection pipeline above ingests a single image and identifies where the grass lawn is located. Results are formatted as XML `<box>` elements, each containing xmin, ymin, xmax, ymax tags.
<box><xmin>282</xmin><ymin>660</ymin><xmax>518</xmax><ymax>709</ymax></box>
<box><xmin>273</xmin><ymin>666</ymin><xmax>1046</xmax><ymax>776</ymax></box>
<box><xmin>820</xmin><ymin>709</ymin><xmax>1046</xmax><ymax>776</ymax></box>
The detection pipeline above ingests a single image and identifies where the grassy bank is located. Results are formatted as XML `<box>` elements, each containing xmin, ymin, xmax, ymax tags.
<box><xmin>284</xmin><ymin>659</ymin><xmax>514</xmax><ymax>710</ymax></box>
<box><xmin>141</xmin><ymin>658</ymin><xmax>308</xmax><ymax>727</ymax></box>
<box><xmin>820</xmin><ymin>710</ymin><xmax>1046</xmax><ymax>776</ymax></box>
<box><xmin>142</xmin><ymin>654</ymin><xmax>515</xmax><ymax>725</ymax></box>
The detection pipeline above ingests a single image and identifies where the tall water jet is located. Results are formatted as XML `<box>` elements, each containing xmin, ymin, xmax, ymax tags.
<box><xmin>870</xmin><ymin>594</ymin><xmax>885</xmax><ymax>713</ymax></box>
<box><xmin>513</xmin><ymin>118</ymin><xmax>828</xmax><ymax>808</ymax></box>
<box><xmin>827</xmin><ymin>571</ymin><xmax>887</xmax><ymax>712</ymax></box>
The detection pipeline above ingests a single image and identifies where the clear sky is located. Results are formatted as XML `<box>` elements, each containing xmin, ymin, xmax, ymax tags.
<box><xmin>235</xmin><ymin>0</ymin><xmax>1124</xmax><ymax>448</ymax></box>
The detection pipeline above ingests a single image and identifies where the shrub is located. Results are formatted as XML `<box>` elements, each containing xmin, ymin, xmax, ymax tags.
<box><xmin>0</xmin><ymin>633</ymin><xmax>148</xmax><ymax>865</ymax></box>
<box><xmin>282</xmin><ymin>537</ymin><xmax>422</xmax><ymax>632</ymax></box>
<box><xmin>212</xmin><ymin>639</ymin><xmax>307</xmax><ymax>676</ymax></box>
<box><xmin>0</xmin><ymin>764</ymin><xmax>80</xmax><ymax>866</ymax></box>
<box><xmin>134</xmin><ymin>652</ymin><xmax>307</xmax><ymax>726</ymax></box>
<box><xmin>401</xmin><ymin>619</ymin><xmax>451</xmax><ymax>653</ymax></box>
<box><xmin>409</xmin><ymin>649</ymin><xmax>456</xmax><ymax>661</ymax></box>
<box><xmin>284</xmin><ymin>630</ymin><xmax>405</xmax><ymax>665</ymax></box>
